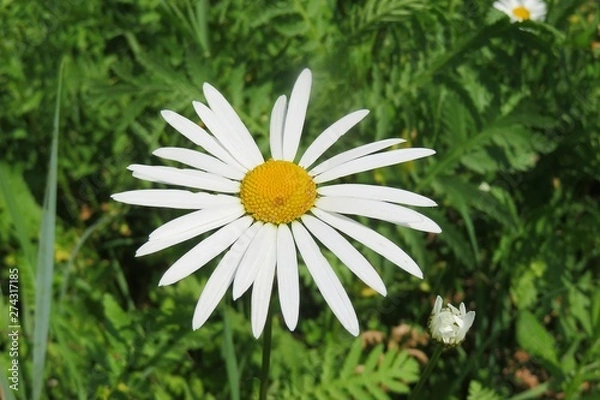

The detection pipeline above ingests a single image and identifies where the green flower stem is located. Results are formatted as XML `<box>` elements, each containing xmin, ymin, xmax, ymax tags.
<box><xmin>259</xmin><ymin>306</ymin><xmax>273</xmax><ymax>400</ymax></box>
<box><xmin>408</xmin><ymin>343</ymin><xmax>444</xmax><ymax>400</ymax></box>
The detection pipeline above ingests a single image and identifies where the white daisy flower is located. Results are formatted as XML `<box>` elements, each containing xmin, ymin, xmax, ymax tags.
<box><xmin>112</xmin><ymin>69</ymin><xmax>440</xmax><ymax>338</ymax></box>
<box><xmin>429</xmin><ymin>295</ymin><xmax>475</xmax><ymax>346</ymax></box>
<box><xmin>493</xmin><ymin>0</ymin><xmax>547</xmax><ymax>22</ymax></box>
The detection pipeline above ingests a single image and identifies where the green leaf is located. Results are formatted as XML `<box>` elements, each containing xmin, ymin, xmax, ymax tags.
<box><xmin>441</xmin><ymin>92</ymin><xmax>475</xmax><ymax>144</ymax></box>
<box><xmin>340</xmin><ymin>339</ymin><xmax>363</xmax><ymax>379</ymax></box>
<box><xmin>324</xmin><ymin>386</ymin><xmax>347</xmax><ymax>400</ymax></box>
<box><xmin>516</xmin><ymin>311</ymin><xmax>559</xmax><ymax>366</ymax></box>
<box><xmin>510</xmin><ymin>270</ymin><xmax>538</xmax><ymax>310</ymax></box>
<box><xmin>363</xmin><ymin>345</ymin><xmax>384</xmax><ymax>372</ymax></box>
<box><xmin>102</xmin><ymin>293</ymin><xmax>131</xmax><ymax>334</ymax></box>
<box><xmin>0</xmin><ymin>165</ymin><xmax>40</xmax><ymax>262</ymax></box>
<box><xmin>591</xmin><ymin>290</ymin><xmax>600</xmax><ymax>340</ymax></box>
<box><xmin>0</xmin><ymin>373</ymin><xmax>17</xmax><ymax>400</ymax></box>
<box><xmin>221</xmin><ymin>307</ymin><xmax>240</xmax><ymax>400</ymax></box>
<box><xmin>295</xmin><ymin>340</ymin><xmax>418</xmax><ymax>400</ymax></box>
<box><xmin>365</xmin><ymin>383</ymin><xmax>389</xmax><ymax>400</ymax></box>
<box><xmin>0</xmin><ymin>164</ymin><xmax>39</xmax><ymax>332</ymax></box>
<box><xmin>349</xmin><ymin>0</ymin><xmax>429</xmax><ymax>36</ymax></box>
<box><xmin>381</xmin><ymin>378</ymin><xmax>409</xmax><ymax>393</ymax></box>
<box><xmin>467</xmin><ymin>381</ymin><xmax>503</xmax><ymax>400</ymax></box>
<box><xmin>32</xmin><ymin>60</ymin><xmax>63</xmax><ymax>400</ymax></box>
<box><xmin>346</xmin><ymin>383</ymin><xmax>372</xmax><ymax>400</ymax></box>
<box><xmin>510</xmin><ymin>261</ymin><xmax>546</xmax><ymax>311</ymax></box>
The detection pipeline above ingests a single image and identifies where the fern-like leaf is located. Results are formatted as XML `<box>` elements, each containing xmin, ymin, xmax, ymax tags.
<box><xmin>349</xmin><ymin>0</ymin><xmax>429</xmax><ymax>36</ymax></box>
<box><xmin>296</xmin><ymin>341</ymin><xmax>418</xmax><ymax>400</ymax></box>
<box><xmin>467</xmin><ymin>381</ymin><xmax>503</xmax><ymax>400</ymax></box>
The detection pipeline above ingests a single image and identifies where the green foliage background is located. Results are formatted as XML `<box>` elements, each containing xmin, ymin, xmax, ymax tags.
<box><xmin>1</xmin><ymin>0</ymin><xmax>599</xmax><ymax>398</ymax></box>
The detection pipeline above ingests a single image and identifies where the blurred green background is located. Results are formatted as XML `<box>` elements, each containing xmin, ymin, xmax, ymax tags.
<box><xmin>1</xmin><ymin>0</ymin><xmax>599</xmax><ymax>399</ymax></box>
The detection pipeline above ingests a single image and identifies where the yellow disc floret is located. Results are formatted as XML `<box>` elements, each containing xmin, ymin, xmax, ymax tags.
<box><xmin>512</xmin><ymin>6</ymin><xmax>531</xmax><ymax>20</ymax></box>
<box><xmin>240</xmin><ymin>160</ymin><xmax>316</xmax><ymax>224</ymax></box>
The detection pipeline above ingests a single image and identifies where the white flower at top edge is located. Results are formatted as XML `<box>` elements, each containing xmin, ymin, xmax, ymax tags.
<box><xmin>493</xmin><ymin>0</ymin><xmax>547</xmax><ymax>22</ymax></box>
<box><xmin>112</xmin><ymin>69</ymin><xmax>441</xmax><ymax>338</ymax></box>
<box><xmin>429</xmin><ymin>295</ymin><xmax>475</xmax><ymax>346</ymax></box>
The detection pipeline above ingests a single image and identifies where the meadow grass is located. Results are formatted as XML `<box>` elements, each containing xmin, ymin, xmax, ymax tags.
<box><xmin>1</xmin><ymin>0</ymin><xmax>599</xmax><ymax>399</ymax></box>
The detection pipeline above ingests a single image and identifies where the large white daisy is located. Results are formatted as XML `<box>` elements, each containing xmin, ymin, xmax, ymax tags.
<box><xmin>112</xmin><ymin>69</ymin><xmax>440</xmax><ymax>338</ymax></box>
<box><xmin>493</xmin><ymin>0</ymin><xmax>547</xmax><ymax>22</ymax></box>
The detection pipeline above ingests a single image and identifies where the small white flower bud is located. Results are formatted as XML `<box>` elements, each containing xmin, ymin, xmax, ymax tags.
<box><xmin>429</xmin><ymin>295</ymin><xmax>475</xmax><ymax>346</ymax></box>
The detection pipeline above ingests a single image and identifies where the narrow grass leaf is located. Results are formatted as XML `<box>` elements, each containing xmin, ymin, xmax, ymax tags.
<box><xmin>32</xmin><ymin>61</ymin><xmax>63</xmax><ymax>400</ymax></box>
<box><xmin>0</xmin><ymin>165</ymin><xmax>37</xmax><ymax>334</ymax></box>
<box><xmin>221</xmin><ymin>307</ymin><xmax>240</xmax><ymax>400</ymax></box>
<box><xmin>0</xmin><ymin>372</ymin><xmax>17</xmax><ymax>400</ymax></box>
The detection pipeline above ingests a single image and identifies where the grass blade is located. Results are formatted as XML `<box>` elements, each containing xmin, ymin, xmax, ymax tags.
<box><xmin>0</xmin><ymin>366</ymin><xmax>17</xmax><ymax>400</ymax></box>
<box><xmin>0</xmin><ymin>167</ymin><xmax>37</xmax><ymax>268</ymax></box>
<box><xmin>0</xmin><ymin>165</ymin><xmax>36</xmax><ymax>335</ymax></box>
<box><xmin>221</xmin><ymin>306</ymin><xmax>240</xmax><ymax>400</ymax></box>
<box><xmin>31</xmin><ymin>60</ymin><xmax>63</xmax><ymax>400</ymax></box>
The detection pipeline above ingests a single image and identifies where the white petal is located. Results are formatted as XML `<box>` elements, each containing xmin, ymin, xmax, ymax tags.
<box><xmin>403</xmin><ymin>214</ymin><xmax>442</xmax><ymax>234</ymax></box>
<box><xmin>269</xmin><ymin>95</ymin><xmax>287</xmax><ymax>160</ymax></box>
<box><xmin>158</xmin><ymin>216</ymin><xmax>253</xmax><ymax>286</ymax></box>
<box><xmin>251</xmin><ymin>225</ymin><xmax>277</xmax><ymax>338</ymax></box>
<box><xmin>315</xmin><ymin>194</ymin><xmax>440</xmax><ymax>233</ymax></box>
<box><xmin>148</xmin><ymin>204</ymin><xmax>243</xmax><ymax>240</ymax></box>
<box><xmin>463</xmin><ymin>311</ymin><xmax>476</xmax><ymax>332</ymax></box>
<box><xmin>276</xmin><ymin>224</ymin><xmax>299</xmax><ymax>330</ymax></box>
<box><xmin>160</xmin><ymin>110</ymin><xmax>245</xmax><ymax>171</ymax></box>
<box><xmin>291</xmin><ymin>221</ymin><xmax>359</xmax><ymax>336</ymax></box>
<box><xmin>315</xmin><ymin>197</ymin><xmax>424</xmax><ymax>226</ymax></box>
<box><xmin>153</xmin><ymin>147</ymin><xmax>245</xmax><ymax>180</ymax></box>
<box><xmin>317</xmin><ymin>184</ymin><xmax>437</xmax><ymax>207</ymax></box>
<box><xmin>203</xmin><ymin>83</ymin><xmax>264</xmax><ymax>167</ymax></box>
<box><xmin>128</xmin><ymin>164</ymin><xmax>240</xmax><ymax>193</ymax></box>
<box><xmin>301</xmin><ymin>215</ymin><xmax>386</xmax><ymax>296</ymax></box>
<box><xmin>299</xmin><ymin>110</ymin><xmax>370</xmax><ymax>169</ymax></box>
<box><xmin>191</xmin><ymin>255</ymin><xmax>238</xmax><ymax>330</ymax></box>
<box><xmin>193</xmin><ymin>101</ymin><xmax>256</xmax><ymax>170</ymax></box>
<box><xmin>232</xmin><ymin>223</ymin><xmax>275</xmax><ymax>299</ymax></box>
<box><xmin>111</xmin><ymin>189</ymin><xmax>239</xmax><ymax>209</ymax></box>
<box><xmin>226</xmin><ymin>222</ymin><xmax>264</xmax><ymax>269</ymax></box>
<box><xmin>504</xmin><ymin>0</ymin><xmax>519</xmax><ymax>10</ymax></box>
<box><xmin>282</xmin><ymin>69</ymin><xmax>312</xmax><ymax>162</ymax></box>
<box><xmin>319</xmin><ymin>193</ymin><xmax>441</xmax><ymax>233</ymax></box>
<box><xmin>192</xmin><ymin>222</ymin><xmax>263</xmax><ymax>330</ymax></box>
<box><xmin>433</xmin><ymin>296</ymin><xmax>443</xmax><ymax>315</ymax></box>
<box><xmin>309</xmin><ymin>138</ymin><xmax>405</xmax><ymax>176</ymax></box>
<box><xmin>493</xmin><ymin>1</ymin><xmax>512</xmax><ymax>15</ymax></box>
<box><xmin>136</xmin><ymin>204</ymin><xmax>245</xmax><ymax>257</ymax></box>
<box><xmin>314</xmin><ymin>148</ymin><xmax>436</xmax><ymax>184</ymax></box>
<box><xmin>528</xmin><ymin>0</ymin><xmax>547</xmax><ymax>20</ymax></box>
<box><xmin>311</xmin><ymin>208</ymin><xmax>423</xmax><ymax>278</ymax></box>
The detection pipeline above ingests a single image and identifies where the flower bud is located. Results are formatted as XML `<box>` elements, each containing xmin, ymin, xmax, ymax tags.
<box><xmin>429</xmin><ymin>295</ymin><xmax>475</xmax><ymax>346</ymax></box>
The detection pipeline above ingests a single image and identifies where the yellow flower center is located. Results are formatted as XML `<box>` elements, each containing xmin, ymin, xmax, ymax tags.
<box><xmin>512</xmin><ymin>6</ymin><xmax>531</xmax><ymax>20</ymax></box>
<box><xmin>240</xmin><ymin>160</ymin><xmax>316</xmax><ymax>224</ymax></box>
